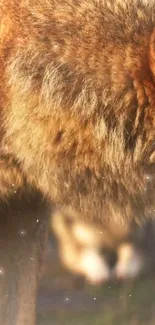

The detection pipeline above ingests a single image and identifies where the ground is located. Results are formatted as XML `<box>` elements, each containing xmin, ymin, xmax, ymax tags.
<box><xmin>37</xmin><ymin>240</ymin><xmax>155</xmax><ymax>325</ymax></box>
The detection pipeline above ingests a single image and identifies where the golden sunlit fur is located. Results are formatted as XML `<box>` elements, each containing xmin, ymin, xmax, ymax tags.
<box><xmin>1</xmin><ymin>0</ymin><xmax>155</xmax><ymax>324</ymax></box>
<box><xmin>2</xmin><ymin>0</ymin><xmax>155</xmax><ymax>223</ymax></box>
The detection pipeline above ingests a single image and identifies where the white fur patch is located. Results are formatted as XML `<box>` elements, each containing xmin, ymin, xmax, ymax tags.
<box><xmin>79</xmin><ymin>249</ymin><xmax>110</xmax><ymax>284</ymax></box>
<box><xmin>114</xmin><ymin>243</ymin><xmax>143</xmax><ymax>279</ymax></box>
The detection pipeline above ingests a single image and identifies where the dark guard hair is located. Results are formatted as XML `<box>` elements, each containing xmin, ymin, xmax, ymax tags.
<box><xmin>1</xmin><ymin>0</ymin><xmax>155</xmax><ymax>224</ymax></box>
<box><xmin>1</xmin><ymin>1</ymin><xmax>155</xmax><ymax>324</ymax></box>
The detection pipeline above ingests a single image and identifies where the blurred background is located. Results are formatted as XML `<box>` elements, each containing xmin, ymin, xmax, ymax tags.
<box><xmin>37</xmin><ymin>222</ymin><xmax>155</xmax><ymax>325</ymax></box>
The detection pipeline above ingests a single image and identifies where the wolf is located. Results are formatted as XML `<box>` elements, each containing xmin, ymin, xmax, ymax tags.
<box><xmin>1</xmin><ymin>0</ymin><xmax>155</xmax><ymax>324</ymax></box>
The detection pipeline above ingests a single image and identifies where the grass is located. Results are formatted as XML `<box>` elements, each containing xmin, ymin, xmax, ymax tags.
<box><xmin>37</xmin><ymin>265</ymin><xmax>155</xmax><ymax>325</ymax></box>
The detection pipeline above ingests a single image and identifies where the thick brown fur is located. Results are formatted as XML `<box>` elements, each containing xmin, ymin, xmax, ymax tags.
<box><xmin>1</xmin><ymin>0</ymin><xmax>155</xmax><ymax>324</ymax></box>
